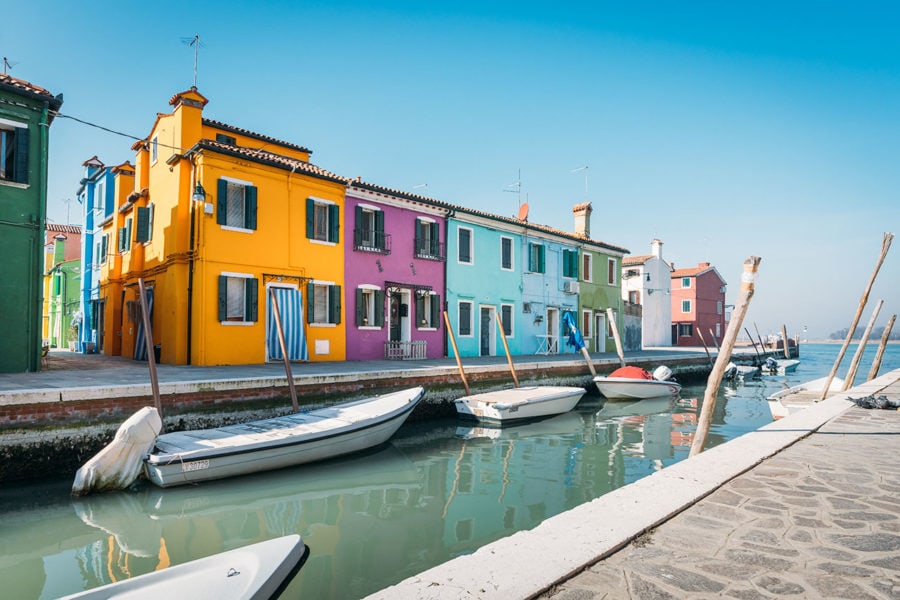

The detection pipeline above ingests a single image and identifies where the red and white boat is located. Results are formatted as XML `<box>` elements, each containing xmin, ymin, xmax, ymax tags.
<box><xmin>593</xmin><ymin>366</ymin><xmax>681</xmax><ymax>400</ymax></box>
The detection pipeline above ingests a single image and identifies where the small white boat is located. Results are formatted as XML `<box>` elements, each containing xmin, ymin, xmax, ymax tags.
<box><xmin>724</xmin><ymin>362</ymin><xmax>762</xmax><ymax>381</ymax></box>
<box><xmin>59</xmin><ymin>534</ymin><xmax>309</xmax><ymax>599</ymax></box>
<box><xmin>593</xmin><ymin>366</ymin><xmax>682</xmax><ymax>400</ymax></box>
<box><xmin>767</xmin><ymin>376</ymin><xmax>845</xmax><ymax>419</ymax></box>
<box><xmin>144</xmin><ymin>387</ymin><xmax>425</xmax><ymax>487</ymax></box>
<box><xmin>762</xmin><ymin>357</ymin><xmax>800</xmax><ymax>375</ymax></box>
<box><xmin>454</xmin><ymin>386</ymin><xmax>586</xmax><ymax>424</ymax></box>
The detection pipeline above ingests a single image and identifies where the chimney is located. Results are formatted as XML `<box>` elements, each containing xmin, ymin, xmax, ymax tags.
<box><xmin>699</xmin><ymin>262</ymin><xmax>711</xmax><ymax>269</ymax></box>
<box><xmin>573</xmin><ymin>202</ymin><xmax>592</xmax><ymax>237</ymax></box>
<box><xmin>651</xmin><ymin>238</ymin><xmax>663</xmax><ymax>258</ymax></box>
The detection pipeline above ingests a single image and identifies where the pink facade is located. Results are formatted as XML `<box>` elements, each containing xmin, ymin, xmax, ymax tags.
<box><xmin>670</xmin><ymin>262</ymin><xmax>727</xmax><ymax>348</ymax></box>
<box><xmin>343</xmin><ymin>184</ymin><xmax>447</xmax><ymax>361</ymax></box>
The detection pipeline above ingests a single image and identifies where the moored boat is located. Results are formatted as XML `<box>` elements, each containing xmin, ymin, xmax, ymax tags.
<box><xmin>144</xmin><ymin>387</ymin><xmax>425</xmax><ymax>488</ymax></box>
<box><xmin>454</xmin><ymin>386</ymin><xmax>586</xmax><ymax>424</ymax></box>
<box><xmin>766</xmin><ymin>376</ymin><xmax>845</xmax><ymax>419</ymax></box>
<box><xmin>762</xmin><ymin>357</ymin><xmax>800</xmax><ymax>375</ymax></box>
<box><xmin>593</xmin><ymin>365</ymin><xmax>681</xmax><ymax>400</ymax></box>
<box><xmin>59</xmin><ymin>534</ymin><xmax>309</xmax><ymax>599</ymax></box>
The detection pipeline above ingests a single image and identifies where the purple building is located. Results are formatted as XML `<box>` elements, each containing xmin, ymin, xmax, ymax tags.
<box><xmin>344</xmin><ymin>181</ymin><xmax>448</xmax><ymax>361</ymax></box>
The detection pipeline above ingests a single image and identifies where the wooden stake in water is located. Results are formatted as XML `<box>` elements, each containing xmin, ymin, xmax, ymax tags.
<box><xmin>690</xmin><ymin>256</ymin><xmax>761</xmax><ymax>458</ymax></box>
<box><xmin>781</xmin><ymin>325</ymin><xmax>790</xmax><ymax>359</ymax></box>
<box><xmin>696</xmin><ymin>329</ymin><xmax>713</xmax><ymax>367</ymax></box>
<box><xmin>605</xmin><ymin>307</ymin><xmax>626</xmax><ymax>368</ymax></box>
<box><xmin>868</xmin><ymin>314</ymin><xmax>896</xmax><ymax>382</ymax></box>
<box><xmin>137</xmin><ymin>278</ymin><xmax>163</xmax><ymax>426</ymax></box>
<box><xmin>444</xmin><ymin>311</ymin><xmax>471</xmax><ymax>396</ymax></box>
<box><xmin>708</xmin><ymin>328</ymin><xmax>721</xmax><ymax>352</ymax></box>
<box><xmin>496</xmin><ymin>313</ymin><xmax>519</xmax><ymax>388</ymax></box>
<box><xmin>820</xmin><ymin>232</ymin><xmax>893</xmax><ymax>400</ymax></box>
<box><xmin>843</xmin><ymin>299</ymin><xmax>883</xmax><ymax>390</ymax></box>
<box><xmin>269</xmin><ymin>287</ymin><xmax>299</xmax><ymax>413</ymax></box>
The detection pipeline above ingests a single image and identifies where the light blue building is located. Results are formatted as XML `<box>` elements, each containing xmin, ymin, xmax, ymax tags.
<box><xmin>76</xmin><ymin>156</ymin><xmax>116</xmax><ymax>353</ymax></box>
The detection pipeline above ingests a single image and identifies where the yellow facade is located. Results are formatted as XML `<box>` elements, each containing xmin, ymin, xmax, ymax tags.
<box><xmin>102</xmin><ymin>88</ymin><xmax>346</xmax><ymax>366</ymax></box>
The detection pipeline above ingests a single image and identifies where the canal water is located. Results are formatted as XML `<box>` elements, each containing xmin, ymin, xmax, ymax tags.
<box><xmin>2</xmin><ymin>343</ymin><xmax>898</xmax><ymax>599</ymax></box>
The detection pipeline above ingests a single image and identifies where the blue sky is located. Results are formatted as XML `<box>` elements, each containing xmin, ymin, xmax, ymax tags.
<box><xmin>5</xmin><ymin>1</ymin><xmax>898</xmax><ymax>339</ymax></box>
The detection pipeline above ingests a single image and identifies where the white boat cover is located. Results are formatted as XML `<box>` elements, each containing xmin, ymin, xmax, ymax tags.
<box><xmin>72</xmin><ymin>406</ymin><xmax>162</xmax><ymax>496</ymax></box>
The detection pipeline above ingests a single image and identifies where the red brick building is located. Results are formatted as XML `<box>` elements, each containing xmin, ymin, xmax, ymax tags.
<box><xmin>670</xmin><ymin>262</ymin><xmax>727</xmax><ymax>347</ymax></box>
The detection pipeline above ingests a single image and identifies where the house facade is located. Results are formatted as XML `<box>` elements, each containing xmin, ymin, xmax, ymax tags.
<box><xmin>621</xmin><ymin>239</ymin><xmax>673</xmax><ymax>348</ymax></box>
<box><xmin>670</xmin><ymin>262</ymin><xmax>727</xmax><ymax>347</ymax></box>
<box><xmin>42</xmin><ymin>224</ymin><xmax>82</xmax><ymax>350</ymax></box>
<box><xmin>100</xmin><ymin>87</ymin><xmax>348</xmax><ymax>366</ymax></box>
<box><xmin>0</xmin><ymin>74</ymin><xmax>63</xmax><ymax>372</ymax></box>
<box><xmin>343</xmin><ymin>181</ymin><xmax>447</xmax><ymax>361</ymax></box>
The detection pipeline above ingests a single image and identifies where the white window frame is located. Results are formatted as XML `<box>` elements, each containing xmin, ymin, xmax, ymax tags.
<box><xmin>682</xmin><ymin>299</ymin><xmax>692</xmax><ymax>314</ymax></box>
<box><xmin>458</xmin><ymin>300</ymin><xmax>474</xmax><ymax>337</ymax></box>
<box><xmin>310</xmin><ymin>280</ymin><xmax>338</xmax><ymax>327</ymax></box>
<box><xmin>457</xmin><ymin>226</ymin><xmax>474</xmax><ymax>265</ymax></box>
<box><xmin>221</xmin><ymin>271</ymin><xmax>255</xmax><ymax>326</ymax></box>
<box><xmin>419</xmin><ymin>292</ymin><xmax>439</xmax><ymax>331</ymax></box>
<box><xmin>717</xmin><ymin>300</ymin><xmax>723</xmax><ymax>315</ymax></box>
<box><xmin>581</xmin><ymin>309</ymin><xmax>592</xmax><ymax>346</ymax></box>
<box><xmin>607</xmin><ymin>258</ymin><xmax>617</xmax><ymax>285</ymax></box>
<box><xmin>681</xmin><ymin>277</ymin><xmax>691</xmax><ymax>289</ymax></box>
<box><xmin>221</xmin><ymin>178</ymin><xmax>251</xmax><ymax>233</ymax></box>
<box><xmin>500</xmin><ymin>236</ymin><xmax>514</xmax><ymax>271</ymax></box>
<box><xmin>500</xmin><ymin>303</ymin><xmax>515</xmax><ymax>337</ymax></box>
<box><xmin>358</xmin><ymin>284</ymin><xmax>381</xmax><ymax>330</ymax></box>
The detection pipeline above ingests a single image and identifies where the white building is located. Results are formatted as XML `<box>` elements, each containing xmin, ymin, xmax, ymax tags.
<box><xmin>621</xmin><ymin>239</ymin><xmax>673</xmax><ymax>347</ymax></box>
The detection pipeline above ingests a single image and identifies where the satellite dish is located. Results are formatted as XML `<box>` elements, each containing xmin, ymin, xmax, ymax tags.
<box><xmin>517</xmin><ymin>202</ymin><xmax>529</xmax><ymax>221</ymax></box>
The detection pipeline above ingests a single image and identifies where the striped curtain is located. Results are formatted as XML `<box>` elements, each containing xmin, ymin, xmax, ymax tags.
<box><xmin>267</xmin><ymin>287</ymin><xmax>308</xmax><ymax>362</ymax></box>
<box><xmin>134</xmin><ymin>287</ymin><xmax>154</xmax><ymax>361</ymax></box>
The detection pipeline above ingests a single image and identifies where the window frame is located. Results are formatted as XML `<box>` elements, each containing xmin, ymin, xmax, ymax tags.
<box><xmin>217</xmin><ymin>177</ymin><xmax>258</xmax><ymax>232</ymax></box>
<box><xmin>681</xmin><ymin>277</ymin><xmax>691</xmax><ymax>289</ymax></box>
<box><xmin>500</xmin><ymin>303</ymin><xmax>514</xmax><ymax>337</ymax></box>
<box><xmin>218</xmin><ymin>273</ymin><xmax>258</xmax><ymax>325</ymax></box>
<box><xmin>0</xmin><ymin>118</ymin><xmax>28</xmax><ymax>185</ymax></box>
<box><xmin>458</xmin><ymin>300</ymin><xmax>473</xmax><ymax>337</ymax></box>
<box><xmin>307</xmin><ymin>281</ymin><xmax>342</xmax><ymax>326</ymax></box>
<box><xmin>528</xmin><ymin>242</ymin><xmax>545</xmax><ymax>273</ymax></box>
<box><xmin>681</xmin><ymin>299</ymin><xmax>692</xmax><ymax>314</ymax></box>
<box><xmin>679</xmin><ymin>323</ymin><xmax>693</xmax><ymax>337</ymax></box>
<box><xmin>306</xmin><ymin>197</ymin><xmax>339</xmax><ymax>244</ymax></box>
<box><xmin>355</xmin><ymin>285</ymin><xmax>384</xmax><ymax>329</ymax></box>
<box><xmin>415</xmin><ymin>292</ymin><xmax>441</xmax><ymax>330</ymax></box>
<box><xmin>500</xmin><ymin>236</ymin><xmax>514</xmax><ymax>271</ymax></box>
<box><xmin>607</xmin><ymin>257</ymin><xmax>617</xmax><ymax>285</ymax></box>
<box><xmin>562</xmin><ymin>249</ymin><xmax>578</xmax><ymax>278</ymax></box>
<box><xmin>150</xmin><ymin>136</ymin><xmax>158</xmax><ymax>164</ymax></box>
<box><xmin>582</xmin><ymin>253</ymin><xmax>592</xmax><ymax>282</ymax></box>
<box><xmin>457</xmin><ymin>226</ymin><xmax>473</xmax><ymax>264</ymax></box>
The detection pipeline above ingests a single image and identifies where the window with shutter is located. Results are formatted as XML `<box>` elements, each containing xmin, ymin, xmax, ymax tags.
<box><xmin>500</xmin><ymin>304</ymin><xmax>513</xmax><ymax>336</ymax></box>
<box><xmin>0</xmin><ymin>122</ymin><xmax>28</xmax><ymax>184</ymax></box>
<box><xmin>458</xmin><ymin>301</ymin><xmax>473</xmax><ymax>336</ymax></box>
<box><xmin>218</xmin><ymin>274</ymin><xmax>258</xmax><ymax>322</ymax></box>
<box><xmin>310</xmin><ymin>283</ymin><xmax>341</xmax><ymax>324</ymax></box>
<box><xmin>501</xmin><ymin>237</ymin><xmax>513</xmax><ymax>270</ymax></box>
<box><xmin>135</xmin><ymin>206</ymin><xmax>151</xmax><ymax>243</ymax></box>
<box><xmin>217</xmin><ymin>179</ymin><xmax>257</xmax><ymax>230</ymax></box>
<box><xmin>458</xmin><ymin>227</ymin><xmax>473</xmax><ymax>264</ymax></box>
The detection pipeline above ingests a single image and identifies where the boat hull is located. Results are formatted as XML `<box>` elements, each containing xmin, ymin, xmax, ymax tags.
<box><xmin>454</xmin><ymin>386</ymin><xmax>585</xmax><ymax>424</ymax></box>
<box><xmin>593</xmin><ymin>376</ymin><xmax>681</xmax><ymax>400</ymax></box>
<box><xmin>144</xmin><ymin>387</ymin><xmax>424</xmax><ymax>488</ymax></box>
<box><xmin>60</xmin><ymin>534</ymin><xmax>309</xmax><ymax>600</ymax></box>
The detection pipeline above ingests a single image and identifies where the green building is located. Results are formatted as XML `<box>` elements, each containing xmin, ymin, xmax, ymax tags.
<box><xmin>0</xmin><ymin>74</ymin><xmax>63</xmax><ymax>372</ymax></box>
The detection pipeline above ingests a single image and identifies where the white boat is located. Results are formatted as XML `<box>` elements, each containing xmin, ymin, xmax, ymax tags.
<box><xmin>724</xmin><ymin>362</ymin><xmax>761</xmax><ymax>381</ymax></box>
<box><xmin>766</xmin><ymin>376</ymin><xmax>845</xmax><ymax>419</ymax></box>
<box><xmin>454</xmin><ymin>386</ymin><xmax>586</xmax><ymax>424</ymax></box>
<box><xmin>144</xmin><ymin>387</ymin><xmax>425</xmax><ymax>488</ymax></box>
<box><xmin>593</xmin><ymin>366</ymin><xmax>682</xmax><ymax>400</ymax></box>
<box><xmin>60</xmin><ymin>534</ymin><xmax>309</xmax><ymax>599</ymax></box>
<box><xmin>762</xmin><ymin>357</ymin><xmax>800</xmax><ymax>375</ymax></box>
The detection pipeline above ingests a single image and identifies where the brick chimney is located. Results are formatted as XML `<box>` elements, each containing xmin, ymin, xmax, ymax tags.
<box><xmin>573</xmin><ymin>202</ymin><xmax>592</xmax><ymax>237</ymax></box>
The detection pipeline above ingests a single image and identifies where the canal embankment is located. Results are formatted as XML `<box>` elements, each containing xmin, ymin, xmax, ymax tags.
<box><xmin>0</xmin><ymin>347</ymin><xmax>746</xmax><ymax>483</ymax></box>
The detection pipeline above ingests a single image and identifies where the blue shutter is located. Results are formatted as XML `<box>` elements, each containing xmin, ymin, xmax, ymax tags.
<box><xmin>329</xmin><ymin>204</ymin><xmax>339</xmax><ymax>243</ymax></box>
<box><xmin>306</xmin><ymin>199</ymin><xmax>315</xmax><ymax>238</ymax></box>
<box><xmin>218</xmin><ymin>276</ymin><xmax>228</xmax><ymax>321</ymax></box>
<box><xmin>246</xmin><ymin>278</ymin><xmax>258</xmax><ymax>322</ymax></box>
<box><xmin>306</xmin><ymin>282</ymin><xmax>315</xmax><ymax>322</ymax></box>
<box><xmin>135</xmin><ymin>207</ymin><xmax>150</xmax><ymax>243</ymax></box>
<box><xmin>217</xmin><ymin>179</ymin><xmax>228</xmax><ymax>225</ymax></box>
<box><xmin>328</xmin><ymin>285</ymin><xmax>341</xmax><ymax>324</ymax></box>
<box><xmin>245</xmin><ymin>186</ymin><xmax>257</xmax><ymax>230</ymax></box>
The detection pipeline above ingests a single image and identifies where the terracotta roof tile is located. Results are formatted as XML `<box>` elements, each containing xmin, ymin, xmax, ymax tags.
<box><xmin>202</xmin><ymin>119</ymin><xmax>312</xmax><ymax>155</ymax></box>
<box><xmin>196</xmin><ymin>139</ymin><xmax>345</xmax><ymax>184</ymax></box>
<box><xmin>623</xmin><ymin>254</ymin><xmax>652</xmax><ymax>266</ymax></box>
<box><xmin>46</xmin><ymin>224</ymin><xmax>82</xmax><ymax>234</ymax></box>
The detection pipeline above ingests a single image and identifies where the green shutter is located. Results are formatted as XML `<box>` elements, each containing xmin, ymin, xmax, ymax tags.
<box><xmin>14</xmin><ymin>128</ymin><xmax>29</xmax><ymax>184</ymax></box>
<box><xmin>539</xmin><ymin>245</ymin><xmax>545</xmax><ymax>273</ymax></box>
<box><xmin>356</xmin><ymin>288</ymin><xmax>365</xmax><ymax>326</ymax></box>
<box><xmin>117</xmin><ymin>227</ymin><xmax>126</xmax><ymax>252</ymax></box>
<box><xmin>329</xmin><ymin>285</ymin><xmax>341</xmax><ymax>324</ymax></box>
<box><xmin>415</xmin><ymin>295</ymin><xmax>425</xmax><ymax>329</ymax></box>
<box><xmin>431</xmin><ymin>294</ymin><xmax>441</xmax><ymax>328</ymax></box>
<box><xmin>246</xmin><ymin>278</ymin><xmax>258</xmax><ymax>322</ymax></box>
<box><xmin>375</xmin><ymin>210</ymin><xmax>385</xmax><ymax>249</ymax></box>
<box><xmin>374</xmin><ymin>290</ymin><xmax>385</xmax><ymax>327</ymax></box>
<box><xmin>329</xmin><ymin>204</ymin><xmax>339</xmax><ymax>243</ymax></box>
<box><xmin>306</xmin><ymin>282</ymin><xmax>315</xmax><ymax>323</ymax></box>
<box><xmin>218</xmin><ymin>276</ymin><xmax>228</xmax><ymax>321</ymax></box>
<box><xmin>135</xmin><ymin>207</ymin><xmax>150</xmax><ymax>243</ymax></box>
<box><xmin>245</xmin><ymin>186</ymin><xmax>257</xmax><ymax>230</ymax></box>
<box><xmin>306</xmin><ymin>198</ymin><xmax>314</xmax><ymax>238</ymax></box>
<box><xmin>430</xmin><ymin>222</ymin><xmax>440</xmax><ymax>255</ymax></box>
<box><xmin>217</xmin><ymin>179</ymin><xmax>228</xmax><ymax>225</ymax></box>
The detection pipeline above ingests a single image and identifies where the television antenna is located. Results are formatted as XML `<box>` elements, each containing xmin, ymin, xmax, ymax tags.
<box><xmin>503</xmin><ymin>168</ymin><xmax>522</xmax><ymax>211</ymax></box>
<box><xmin>180</xmin><ymin>35</ymin><xmax>204</xmax><ymax>88</ymax></box>
<box><xmin>570</xmin><ymin>165</ymin><xmax>589</xmax><ymax>196</ymax></box>
<box><xmin>412</xmin><ymin>183</ymin><xmax>428</xmax><ymax>194</ymax></box>
<box><xmin>2</xmin><ymin>57</ymin><xmax>19</xmax><ymax>75</ymax></box>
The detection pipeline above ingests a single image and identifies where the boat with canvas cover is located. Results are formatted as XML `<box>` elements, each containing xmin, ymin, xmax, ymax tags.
<box><xmin>593</xmin><ymin>366</ymin><xmax>682</xmax><ymax>400</ymax></box>
<box><xmin>144</xmin><ymin>387</ymin><xmax>425</xmax><ymax>488</ymax></box>
<box><xmin>59</xmin><ymin>534</ymin><xmax>309</xmax><ymax>600</ymax></box>
<box><xmin>454</xmin><ymin>385</ymin><xmax>586</xmax><ymax>424</ymax></box>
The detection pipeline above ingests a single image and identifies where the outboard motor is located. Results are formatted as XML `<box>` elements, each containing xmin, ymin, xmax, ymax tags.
<box><xmin>652</xmin><ymin>365</ymin><xmax>674</xmax><ymax>382</ymax></box>
<box><xmin>764</xmin><ymin>357</ymin><xmax>778</xmax><ymax>374</ymax></box>
<box><xmin>723</xmin><ymin>362</ymin><xmax>738</xmax><ymax>381</ymax></box>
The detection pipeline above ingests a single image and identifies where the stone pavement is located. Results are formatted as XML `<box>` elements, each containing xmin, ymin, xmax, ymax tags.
<box><xmin>368</xmin><ymin>370</ymin><xmax>900</xmax><ymax>600</ymax></box>
<box><xmin>541</xmin><ymin>388</ymin><xmax>900</xmax><ymax>600</ymax></box>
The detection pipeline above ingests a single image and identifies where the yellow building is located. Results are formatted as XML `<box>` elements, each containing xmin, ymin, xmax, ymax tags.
<box><xmin>102</xmin><ymin>88</ymin><xmax>347</xmax><ymax>365</ymax></box>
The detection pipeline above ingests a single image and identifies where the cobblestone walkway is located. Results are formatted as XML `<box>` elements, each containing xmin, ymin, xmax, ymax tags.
<box><xmin>542</xmin><ymin>401</ymin><xmax>900</xmax><ymax>599</ymax></box>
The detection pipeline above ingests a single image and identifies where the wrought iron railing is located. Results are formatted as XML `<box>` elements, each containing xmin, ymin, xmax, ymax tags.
<box><xmin>384</xmin><ymin>340</ymin><xmax>427</xmax><ymax>360</ymax></box>
<box><xmin>414</xmin><ymin>238</ymin><xmax>445</xmax><ymax>261</ymax></box>
<box><xmin>354</xmin><ymin>228</ymin><xmax>391</xmax><ymax>254</ymax></box>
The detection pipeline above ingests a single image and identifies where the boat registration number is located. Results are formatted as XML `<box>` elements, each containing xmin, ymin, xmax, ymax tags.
<box><xmin>181</xmin><ymin>459</ymin><xmax>210</xmax><ymax>473</ymax></box>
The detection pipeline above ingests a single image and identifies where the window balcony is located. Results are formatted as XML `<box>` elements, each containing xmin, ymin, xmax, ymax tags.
<box><xmin>414</xmin><ymin>238</ymin><xmax>445</xmax><ymax>261</ymax></box>
<box><xmin>354</xmin><ymin>229</ymin><xmax>391</xmax><ymax>254</ymax></box>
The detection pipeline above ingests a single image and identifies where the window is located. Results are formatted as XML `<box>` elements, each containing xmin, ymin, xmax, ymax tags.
<box><xmin>416</xmin><ymin>293</ymin><xmax>441</xmax><ymax>329</ymax></box>
<box><xmin>679</xmin><ymin>323</ymin><xmax>693</xmax><ymax>337</ymax></box>
<box><xmin>500</xmin><ymin>304</ymin><xmax>514</xmax><ymax>336</ymax></box>
<box><xmin>563</xmin><ymin>249</ymin><xmax>578</xmax><ymax>278</ymax></box>
<box><xmin>716</xmin><ymin>322</ymin><xmax>721</xmax><ymax>337</ymax></box>
<box><xmin>306</xmin><ymin>198</ymin><xmax>339</xmax><ymax>243</ymax></box>
<box><xmin>218</xmin><ymin>274</ymin><xmax>258</xmax><ymax>323</ymax></box>
<box><xmin>150</xmin><ymin>136</ymin><xmax>158</xmax><ymax>163</ymax></box>
<box><xmin>607</xmin><ymin>258</ymin><xmax>617</xmax><ymax>285</ymax></box>
<box><xmin>354</xmin><ymin>206</ymin><xmax>385</xmax><ymax>251</ymax></box>
<box><xmin>607</xmin><ymin>309</ymin><xmax>617</xmax><ymax>337</ymax></box>
<box><xmin>457</xmin><ymin>227</ymin><xmax>473</xmax><ymax>264</ymax></box>
<box><xmin>500</xmin><ymin>237</ymin><xmax>513</xmax><ymax>270</ymax></box>
<box><xmin>118</xmin><ymin>217</ymin><xmax>133</xmax><ymax>252</ymax></box>
<box><xmin>307</xmin><ymin>282</ymin><xmax>341</xmax><ymax>324</ymax></box>
<box><xmin>216</xmin><ymin>133</ymin><xmax>237</xmax><ymax>145</ymax></box>
<box><xmin>681</xmin><ymin>277</ymin><xmax>691</xmax><ymax>288</ymax></box>
<box><xmin>458</xmin><ymin>301</ymin><xmax>473</xmax><ymax>336</ymax></box>
<box><xmin>528</xmin><ymin>243</ymin><xmax>545</xmax><ymax>273</ymax></box>
<box><xmin>135</xmin><ymin>204</ymin><xmax>154</xmax><ymax>243</ymax></box>
<box><xmin>415</xmin><ymin>218</ymin><xmax>442</xmax><ymax>259</ymax></box>
<box><xmin>356</xmin><ymin>287</ymin><xmax>385</xmax><ymax>327</ymax></box>
<box><xmin>217</xmin><ymin>179</ymin><xmax>258</xmax><ymax>230</ymax></box>
<box><xmin>99</xmin><ymin>233</ymin><xmax>109</xmax><ymax>264</ymax></box>
<box><xmin>682</xmin><ymin>299</ymin><xmax>692</xmax><ymax>313</ymax></box>
<box><xmin>717</xmin><ymin>300</ymin><xmax>723</xmax><ymax>315</ymax></box>
<box><xmin>581</xmin><ymin>310</ymin><xmax>591</xmax><ymax>339</ymax></box>
<box><xmin>582</xmin><ymin>253</ymin><xmax>592</xmax><ymax>282</ymax></box>
<box><xmin>629</xmin><ymin>290</ymin><xmax>640</xmax><ymax>304</ymax></box>
<box><xmin>0</xmin><ymin>120</ymin><xmax>28</xmax><ymax>184</ymax></box>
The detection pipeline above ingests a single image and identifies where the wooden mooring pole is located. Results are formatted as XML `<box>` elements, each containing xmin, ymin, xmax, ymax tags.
<box><xmin>605</xmin><ymin>307</ymin><xmax>626</xmax><ymax>368</ymax></box>
<box><xmin>137</xmin><ymin>278</ymin><xmax>163</xmax><ymax>426</ymax></box>
<box><xmin>696</xmin><ymin>329</ymin><xmax>713</xmax><ymax>367</ymax></box>
<box><xmin>269</xmin><ymin>287</ymin><xmax>299</xmax><ymax>412</ymax></box>
<box><xmin>820</xmin><ymin>232</ymin><xmax>893</xmax><ymax>400</ymax></box>
<box><xmin>691</xmin><ymin>256</ymin><xmax>761</xmax><ymax>458</ymax></box>
<box><xmin>496</xmin><ymin>314</ymin><xmax>520</xmax><ymax>388</ymax></box>
<box><xmin>843</xmin><ymin>299</ymin><xmax>883</xmax><ymax>390</ymax></box>
<box><xmin>444</xmin><ymin>311</ymin><xmax>471</xmax><ymax>395</ymax></box>
<box><xmin>868</xmin><ymin>314</ymin><xmax>896</xmax><ymax>382</ymax></box>
<box><xmin>781</xmin><ymin>325</ymin><xmax>790</xmax><ymax>359</ymax></box>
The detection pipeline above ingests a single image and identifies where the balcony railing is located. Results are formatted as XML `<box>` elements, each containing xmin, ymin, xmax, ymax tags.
<box><xmin>384</xmin><ymin>340</ymin><xmax>427</xmax><ymax>360</ymax></box>
<box><xmin>354</xmin><ymin>228</ymin><xmax>391</xmax><ymax>254</ymax></box>
<box><xmin>414</xmin><ymin>238</ymin><xmax>445</xmax><ymax>261</ymax></box>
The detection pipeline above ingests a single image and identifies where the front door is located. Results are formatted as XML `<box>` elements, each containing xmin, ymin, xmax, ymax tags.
<box><xmin>389</xmin><ymin>293</ymin><xmax>402</xmax><ymax>343</ymax></box>
<box><xmin>594</xmin><ymin>312</ymin><xmax>606</xmax><ymax>353</ymax></box>
<box><xmin>480</xmin><ymin>306</ymin><xmax>495</xmax><ymax>356</ymax></box>
<box><xmin>546</xmin><ymin>307</ymin><xmax>559</xmax><ymax>353</ymax></box>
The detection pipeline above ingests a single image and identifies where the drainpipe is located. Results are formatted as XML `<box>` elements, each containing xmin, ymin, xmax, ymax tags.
<box><xmin>186</xmin><ymin>154</ymin><xmax>199</xmax><ymax>365</ymax></box>
<box><xmin>34</xmin><ymin>101</ymin><xmax>50</xmax><ymax>369</ymax></box>
<box><xmin>442</xmin><ymin>209</ymin><xmax>453</xmax><ymax>358</ymax></box>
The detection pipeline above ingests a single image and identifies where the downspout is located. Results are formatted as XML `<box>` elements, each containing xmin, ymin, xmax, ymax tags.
<box><xmin>35</xmin><ymin>100</ymin><xmax>50</xmax><ymax>370</ymax></box>
<box><xmin>186</xmin><ymin>153</ymin><xmax>198</xmax><ymax>365</ymax></box>
<box><xmin>442</xmin><ymin>209</ymin><xmax>453</xmax><ymax>358</ymax></box>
